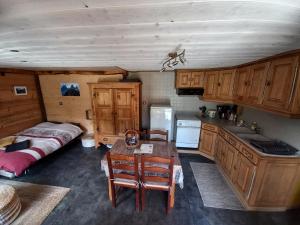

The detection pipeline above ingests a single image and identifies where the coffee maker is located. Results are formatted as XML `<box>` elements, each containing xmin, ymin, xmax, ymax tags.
<box><xmin>216</xmin><ymin>104</ymin><xmax>237</xmax><ymax>120</ymax></box>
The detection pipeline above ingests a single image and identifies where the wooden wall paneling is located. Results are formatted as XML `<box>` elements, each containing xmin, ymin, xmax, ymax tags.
<box><xmin>0</xmin><ymin>71</ymin><xmax>44</xmax><ymax>138</ymax></box>
<box><xmin>38</xmin><ymin>74</ymin><xmax>120</xmax><ymax>133</ymax></box>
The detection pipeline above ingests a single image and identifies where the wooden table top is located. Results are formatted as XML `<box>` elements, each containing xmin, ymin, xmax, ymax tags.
<box><xmin>109</xmin><ymin>139</ymin><xmax>181</xmax><ymax>166</ymax></box>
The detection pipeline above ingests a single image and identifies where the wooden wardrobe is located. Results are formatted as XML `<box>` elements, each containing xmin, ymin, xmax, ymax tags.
<box><xmin>88</xmin><ymin>82</ymin><xmax>141</xmax><ymax>146</ymax></box>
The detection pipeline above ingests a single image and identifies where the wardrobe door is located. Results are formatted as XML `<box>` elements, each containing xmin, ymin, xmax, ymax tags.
<box><xmin>94</xmin><ymin>88</ymin><xmax>115</xmax><ymax>135</ymax></box>
<box><xmin>114</xmin><ymin>89</ymin><xmax>135</xmax><ymax>135</ymax></box>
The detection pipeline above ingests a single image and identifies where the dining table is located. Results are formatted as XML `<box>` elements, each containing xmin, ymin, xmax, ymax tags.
<box><xmin>101</xmin><ymin>139</ymin><xmax>184</xmax><ymax>208</ymax></box>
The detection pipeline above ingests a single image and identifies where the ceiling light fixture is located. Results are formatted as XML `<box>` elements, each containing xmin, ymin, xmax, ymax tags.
<box><xmin>160</xmin><ymin>49</ymin><xmax>186</xmax><ymax>72</ymax></box>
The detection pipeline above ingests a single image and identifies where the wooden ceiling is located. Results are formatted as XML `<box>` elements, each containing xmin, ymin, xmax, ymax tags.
<box><xmin>0</xmin><ymin>0</ymin><xmax>300</xmax><ymax>71</ymax></box>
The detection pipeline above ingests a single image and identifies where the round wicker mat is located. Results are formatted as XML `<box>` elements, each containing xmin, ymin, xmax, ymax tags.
<box><xmin>0</xmin><ymin>185</ymin><xmax>21</xmax><ymax>225</ymax></box>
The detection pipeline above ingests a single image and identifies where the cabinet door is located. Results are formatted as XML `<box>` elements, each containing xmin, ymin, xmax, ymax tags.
<box><xmin>204</xmin><ymin>71</ymin><xmax>219</xmax><ymax>99</ymax></box>
<box><xmin>176</xmin><ymin>72</ymin><xmax>191</xmax><ymax>88</ymax></box>
<box><xmin>263</xmin><ymin>56</ymin><xmax>298</xmax><ymax>110</ymax></box>
<box><xmin>223</xmin><ymin>144</ymin><xmax>236</xmax><ymax>178</ymax></box>
<box><xmin>94</xmin><ymin>88</ymin><xmax>115</xmax><ymax>135</ymax></box>
<box><xmin>234</xmin><ymin>67</ymin><xmax>250</xmax><ymax>102</ymax></box>
<box><xmin>217</xmin><ymin>69</ymin><xmax>236</xmax><ymax>100</ymax></box>
<box><xmin>114</xmin><ymin>89</ymin><xmax>135</xmax><ymax>135</ymax></box>
<box><xmin>190</xmin><ymin>71</ymin><xmax>205</xmax><ymax>88</ymax></box>
<box><xmin>199</xmin><ymin>129</ymin><xmax>217</xmax><ymax>158</ymax></box>
<box><xmin>233</xmin><ymin>153</ymin><xmax>256</xmax><ymax>199</ymax></box>
<box><xmin>215</xmin><ymin>136</ymin><xmax>226</xmax><ymax>167</ymax></box>
<box><xmin>245</xmin><ymin>62</ymin><xmax>269</xmax><ymax>105</ymax></box>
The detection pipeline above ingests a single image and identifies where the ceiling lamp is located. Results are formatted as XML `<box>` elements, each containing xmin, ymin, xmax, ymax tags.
<box><xmin>160</xmin><ymin>49</ymin><xmax>186</xmax><ymax>72</ymax></box>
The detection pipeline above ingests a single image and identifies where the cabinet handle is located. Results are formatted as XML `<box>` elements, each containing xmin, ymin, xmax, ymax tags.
<box><xmin>103</xmin><ymin>138</ymin><xmax>108</xmax><ymax>141</ymax></box>
<box><xmin>218</xmin><ymin>82</ymin><xmax>221</xmax><ymax>87</ymax></box>
<box><xmin>266</xmin><ymin>81</ymin><xmax>271</xmax><ymax>86</ymax></box>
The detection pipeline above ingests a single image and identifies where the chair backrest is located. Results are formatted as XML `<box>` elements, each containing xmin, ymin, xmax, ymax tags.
<box><xmin>141</xmin><ymin>155</ymin><xmax>174</xmax><ymax>186</ymax></box>
<box><xmin>147</xmin><ymin>129</ymin><xmax>168</xmax><ymax>142</ymax></box>
<box><xmin>107</xmin><ymin>152</ymin><xmax>139</xmax><ymax>182</ymax></box>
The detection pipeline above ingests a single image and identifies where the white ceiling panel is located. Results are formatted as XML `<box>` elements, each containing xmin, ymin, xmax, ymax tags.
<box><xmin>0</xmin><ymin>0</ymin><xmax>300</xmax><ymax>71</ymax></box>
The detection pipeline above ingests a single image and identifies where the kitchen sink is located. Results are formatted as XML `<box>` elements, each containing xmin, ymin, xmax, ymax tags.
<box><xmin>224</xmin><ymin>126</ymin><xmax>256</xmax><ymax>134</ymax></box>
<box><xmin>236</xmin><ymin>133</ymin><xmax>271</xmax><ymax>142</ymax></box>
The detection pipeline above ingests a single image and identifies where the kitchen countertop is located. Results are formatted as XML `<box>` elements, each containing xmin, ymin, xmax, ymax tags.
<box><xmin>197</xmin><ymin>116</ymin><xmax>300</xmax><ymax>158</ymax></box>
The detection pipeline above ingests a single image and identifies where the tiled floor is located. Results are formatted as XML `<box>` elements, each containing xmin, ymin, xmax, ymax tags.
<box><xmin>5</xmin><ymin>140</ymin><xmax>300</xmax><ymax>225</ymax></box>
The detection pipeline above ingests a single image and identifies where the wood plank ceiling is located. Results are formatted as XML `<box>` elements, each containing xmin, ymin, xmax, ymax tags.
<box><xmin>0</xmin><ymin>0</ymin><xmax>300</xmax><ymax>71</ymax></box>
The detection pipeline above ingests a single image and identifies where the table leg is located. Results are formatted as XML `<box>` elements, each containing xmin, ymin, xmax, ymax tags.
<box><xmin>108</xmin><ymin>179</ymin><xmax>112</xmax><ymax>201</ymax></box>
<box><xmin>170</xmin><ymin>181</ymin><xmax>175</xmax><ymax>208</ymax></box>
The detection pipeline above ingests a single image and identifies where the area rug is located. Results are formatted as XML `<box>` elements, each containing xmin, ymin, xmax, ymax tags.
<box><xmin>190</xmin><ymin>162</ymin><xmax>244</xmax><ymax>210</ymax></box>
<box><xmin>0</xmin><ymin>179</ymin><xmax>70</xmax><ymax>225</ymax></box>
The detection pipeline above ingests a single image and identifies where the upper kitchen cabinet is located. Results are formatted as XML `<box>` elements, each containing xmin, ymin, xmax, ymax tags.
<box><xmin>262</xmin><ymin>56</ymin><xmax>298</xmax><ymax>111</ymax></box>
<box><xmin>203</xmin><ymin>70</ymin><xmax>219</xmax><ymax>99</ymax></box>
<box><xmin>217</xmin><ymin>69</ymin><xmax>236</xmax><ymax>101</ymax></box>
<box><xmin>245</xmin><ymin>62</ymin><xmax>270</xmax><ymax>105</ymax></box>
<box><xmin>176</xmin><ymin>70</ymin><xmax>205</xmax><ymax>88</ymax></box>
<box><xmin>234</xmin><ymin>66</ymin><xmax>250</xmax><ymax>102</ymax></box>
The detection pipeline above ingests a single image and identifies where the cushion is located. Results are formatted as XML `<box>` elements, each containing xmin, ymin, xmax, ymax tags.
<box><xmin>0</xmin><ymin>136</ymin><xmax>15</xmax><ymax>148</ymax></box>
<box><xmin>5</xmin><ymin>140</ymin><xmax>31</xmax><ymax>152</ymax></box>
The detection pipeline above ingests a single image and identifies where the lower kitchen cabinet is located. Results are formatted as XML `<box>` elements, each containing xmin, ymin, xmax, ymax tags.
<box><xmin>209</xmin><ymin>126</ymin><xmax>300</xmax><ymax>211</ymax></box>
<box><xmin>232</xmin><ymin>152</ymin><xmax>256</xmax><ymax>199</ymax></box>
<box><xmin>199</xmin><ymin>123</ymin><xmax>218</xmax><ymax>160</ymax></box>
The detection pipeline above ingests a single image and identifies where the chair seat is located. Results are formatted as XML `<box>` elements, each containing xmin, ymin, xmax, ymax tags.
<box><xmin>142</xmin><ymin>181</ymin><xmax>169</xmax><ymax>190</ymax></box>
<box><xmin>113</xmin><ymin>178</ymin><xmax>139</xmax><ymax>188</ymax></box>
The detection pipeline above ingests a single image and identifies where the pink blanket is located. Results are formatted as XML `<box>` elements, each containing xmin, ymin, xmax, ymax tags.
<box><xmin>0</xmin><ymin>122</ymin><xmax>82</xmax><ymax>176</ymax></box>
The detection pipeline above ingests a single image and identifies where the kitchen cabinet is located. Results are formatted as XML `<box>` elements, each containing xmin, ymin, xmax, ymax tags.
<box><xmin>203</xmin><ymin>71</ymin><xmax>219</xmax><ymax>99</ymax></box>
<box><xmin>176</xmin><ymin>70</ymin><xmax>205</xmax><ymax>88</ymax></box>
<box><xmin>176</xmin><ymin>52</ymin><xmax>300</xmax><ymax>118</ymax></box>
<box><xmin>234</xmin><ymin>67</ymin><xmax>250</xmax><ymax>102</ymax></box>
<box><xmin>199</xmin><ymin>123</ymin><xmax>218</xmax><ymax>160</ymax></box>
<box><xmin>232</xmin><ymin>152</ymin><xmax>256</xmax><ymax>199</ymax></box>
<box><xmin>217</xmin><ymin>69</ymin><xmax>236</xmax><ymax>101</ymax></box>
<box><xmin>89</xmin><ymin>82</ymin><xmax>141</xmax><ymax>146</ymax></box>
<box><xmin>245</xmin><ymin>62</ymin><xmax>269</xmax><ymax>105</ymax></box>
<box><xmin>209</xmin><ymin>125</ymin><xmax>300</xmax><ymax>210</ymax></box>
<box><xmin>262</xmin><ymin>56</ymin><xmax>298</xmax><ymax>111</ymax></box>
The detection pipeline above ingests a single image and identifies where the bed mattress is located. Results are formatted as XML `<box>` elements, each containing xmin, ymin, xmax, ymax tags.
<box><xmin>0</xmin><ymin>122</ymin><xmax>82</xmax><ymax>177</ymax></box>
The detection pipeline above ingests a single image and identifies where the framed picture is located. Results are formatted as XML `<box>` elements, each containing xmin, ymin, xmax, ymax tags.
<box><xmin>14</xmin><ymin>86</ymin><xmax>28</xmax><ymax>95</ymax></box>
<box><xmin>60</xmin><ymin>83</ymin><xmax>80</xmax><ymax>96</ymax></box>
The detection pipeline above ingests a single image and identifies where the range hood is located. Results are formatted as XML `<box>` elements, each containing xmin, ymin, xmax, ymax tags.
<box><xmin>176</xmin><ymin>88</ymin><xmax>204</xmax><ymax>96</ymax></box>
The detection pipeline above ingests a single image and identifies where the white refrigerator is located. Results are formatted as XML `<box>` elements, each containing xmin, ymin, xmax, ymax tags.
<box><xmin>150</xmin><ymin>104</ymin><xmax>174</xmax><ymax>142</ymax></box>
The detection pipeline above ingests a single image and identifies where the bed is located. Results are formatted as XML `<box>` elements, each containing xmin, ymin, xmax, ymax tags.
<box><xmin>0</xmin><ymin>122</ymin><xmax>83</xmax><ymax>178</ymax></box>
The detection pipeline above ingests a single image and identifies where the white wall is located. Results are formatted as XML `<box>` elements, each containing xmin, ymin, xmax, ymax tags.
<box><xmin>129</xmin><ymin>71</ymin><xmax>217</xmax><ymax>128</ymax></box>
<box><xmin>241</xmin><ymin>107</ymin><xmax>300</xmax><ymax>149</ymax></box>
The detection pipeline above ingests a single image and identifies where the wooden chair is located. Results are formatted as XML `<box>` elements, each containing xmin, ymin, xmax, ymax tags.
<box><xmin>140</xmin><ymin>155</ymin><xmax>174</xmax><ymax>214</ymax></box>
<box><xmin>147</xmin><ymin>129</ymin><xmax>168</xmax><ymax>142</ymax></box>
<box><xmin>106</xmin><ymin>152</ymin><xmax>140</xmax><ymax>211</ymax></box>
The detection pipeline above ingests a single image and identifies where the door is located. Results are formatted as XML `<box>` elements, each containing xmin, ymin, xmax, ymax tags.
<box><xmin>204</xmin><ymin>71</ymin><xmax>219</xmax><ymax>99</ymax></box>
<box><xmin>94</xmin><ymin>88</ymin><xmax>115</xmax><ymax>135</ymax></box>
<box><xmin>234</xmin><ymin>67</ymin><xmax>250</xmax><ymax>102</ymax></box>
<box><xmin>245</xmin><ymin>62</ymin><xmax>270</xmax><ymax>105</ymax></box>
<box><xmin>114</xmin><ymin>89</ymin><xmax>134</xmax><ymax>135</ymax></box>
<box><xmin>233</xmin><ymin>153</ymin><xmax>256</xmax><ymax>199</ymax></box>
<box><xmin>176</xmin><ymin>72</ymin><xmax>191</xmax><ymax>88</ymax></box>
<box><xmin>199</xmin><ymin>129</ymin><xmax>217</xmax><ymax>158</ymax></box>
<box><xmin>190</xmin><ymin>71</ymin><xmax>205</xmax><ymax>88</ymax></box>
<box><xmin>217</xmin><ymin>69</ymin><xmax>236</xmax><ymax>100</ymax></box>
<box><xmin>263</xmin><ymin>56</ymin><xmax>298</xmax><ymax>110</ymax></box>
